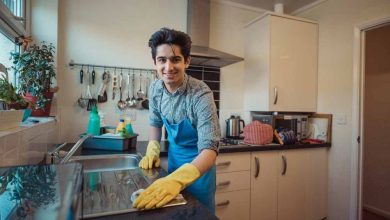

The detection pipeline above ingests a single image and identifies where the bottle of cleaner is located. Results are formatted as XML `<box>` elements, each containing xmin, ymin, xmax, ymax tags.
<box><xmin>116</xmin><ymin>119</ymin><xmax>126</xmax><ymax>134</ymax></box>
<box><xmin>87</xmin><ymin>105</ymin><xmax>100</xmax><ymax>135</ymax></box>
<box><xmin>125</xmin><ymin>118</ymin><xmax>134</xmax><ymax>135</ymax></box>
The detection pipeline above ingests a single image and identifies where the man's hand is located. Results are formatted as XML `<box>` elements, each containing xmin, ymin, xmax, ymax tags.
<box><xmin>139</xmin><ymin>140</ymin><xmax>161</xmax><ymax>169</ymax></box>
<box><xmin>133</xmin><ymin>163</ymin><xmax>200</xmax><ymax>209</ymax></box>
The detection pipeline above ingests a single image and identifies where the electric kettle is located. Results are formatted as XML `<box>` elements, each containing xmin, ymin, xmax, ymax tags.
<box><xmin>225</xmin><ymin>115</ymin><xmax>245</xmax><ymax>138</ymax></box>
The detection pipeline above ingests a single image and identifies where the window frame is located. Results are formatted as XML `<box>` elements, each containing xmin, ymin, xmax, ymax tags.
<box><xmin>0</xmin><ymin>0</ymin><xmax>29</xmax><ymax>42</ymax></box>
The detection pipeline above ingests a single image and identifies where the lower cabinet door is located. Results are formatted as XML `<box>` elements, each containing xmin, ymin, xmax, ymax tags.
<box><xmin>215</xmin><ymin>190</ymin><xmax>250</xmax><ymax>220</ymax></box>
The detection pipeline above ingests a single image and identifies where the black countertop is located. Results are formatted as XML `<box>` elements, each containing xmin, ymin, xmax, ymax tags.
<box><xmin>79</xmin><ymin>141</ymin><xmax>331</xmax><ymax>157</ymax></box>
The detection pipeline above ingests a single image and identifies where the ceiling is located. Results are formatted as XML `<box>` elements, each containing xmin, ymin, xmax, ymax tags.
<box><xmin>220</xmin><ymin>0</ymin><xmax>322</xmax><ymax>14</ymax></box>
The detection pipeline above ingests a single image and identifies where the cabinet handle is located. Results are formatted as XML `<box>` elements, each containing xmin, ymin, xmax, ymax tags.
<box><xmin>217</xmin><ymin>180</ymin><xmax>231</xmax><ymax>187</ymax></box>
<box><xmin>216</xmin><ymin>161</ymin><xmax>231</xmax><ymax>167</ymax></box>
<box><xmin>273</xmin><ymin>87</ymin><xmax>278</xmax><ymax>104</ymax></box>
<box><xmin>254</xmin><ymin>157</ymin><xmax>260</xmax><ymax>178</ymax></box>
<box><xmin>282</xmin><ymin>155</ymin><xmax>287</xmax><ymax>175</ymax></box>
<box><xmin>216</xmin><ymin>200</ymin><xmax>230</xmax><ymax>207</ymax></box>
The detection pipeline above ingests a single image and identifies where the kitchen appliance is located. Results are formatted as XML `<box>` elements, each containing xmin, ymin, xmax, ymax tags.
<box><xmin>251</xmin><ymin>112</ymin><xmax>309</xmax><ymax>141</ymax></box>
<box><xmin>225</xmin><ymin>115</ymin><xmax>245</xmax><ymax>139</ymax></box>
<box><xmin>187</xmin><ymin>0</ymin><xmax>244</xmax><ymax>67</ymax></box>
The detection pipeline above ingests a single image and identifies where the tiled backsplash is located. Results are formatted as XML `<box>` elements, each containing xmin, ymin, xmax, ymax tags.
<box><xmin>187</xmin><ymin>65</ymin><xmax>220</xmax><ymax>115</ymax></box>
<box><xmin>0</xmin><ymin>119</ymin><xmax>58</xmax><ymax>167</ymax></box>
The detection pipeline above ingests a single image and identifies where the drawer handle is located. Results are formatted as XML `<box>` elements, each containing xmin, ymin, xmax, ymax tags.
<box><xmin>282</xmin><ymin>155</ymin><xmax>287</xmax><ymax>175</ymax></box>
<box><xmin>254</xmin><ymin>156</ymin><xmax>260</xmax><ymax>178</ymax></box>
<box><xmin>217</xmin><ymin>181</ymin><xmax>231</xmax><ymax>187</ymax></box>
<box><xmin>216</xmin><ymin>161</ymin><xmax>231</xmax><ymax>167</ymax></box>
<box><xmin>216</xmin><ymin>200</ymin><xmax>230</xmax><ymax>207</ymax></box>
<box><xmin>273</xmin><ymin>87</ymin><xmax>278</xmax><ymax>105</ymax></box>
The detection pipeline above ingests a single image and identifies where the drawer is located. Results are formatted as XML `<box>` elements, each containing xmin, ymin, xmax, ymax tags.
<box><xmin>216</xmin><ymin>152</ymin><xmax>250</xmax><ymax>173</ymax></box>
<box><xmin>215</xmin><ymin>190</ymin><xmax>250</xmax><ymax>220</ymax></box>
<box><xmin>216</xmin><ymin>171</ymin><xmax>250</xmax><ymax>193</ymax></box>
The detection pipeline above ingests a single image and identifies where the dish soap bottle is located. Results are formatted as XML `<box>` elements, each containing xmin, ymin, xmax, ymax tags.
<box><xmin>116</xmin><ymin>119</ymin><xmax>126</xmax><ymax>134</ymax></box>
<box><xmin>125</xmin><ymin>118</ymin><xmax>134</xmax><ymax>135</ymax></box>
<box><xmin>87</xmin><ymin>105</ymin><xmax>100</xmax><ymax>135</ymax></box>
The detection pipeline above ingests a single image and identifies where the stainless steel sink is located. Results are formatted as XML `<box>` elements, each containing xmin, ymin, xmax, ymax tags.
<box><xmin>69</xmin><ymin>154</ymin><xmax>141</xmax><ymax>173</ymax></box>
<box><xmin>69</xmin><ymin>154</ymin><xmax>186</xmax><ymax>218</ymax></box>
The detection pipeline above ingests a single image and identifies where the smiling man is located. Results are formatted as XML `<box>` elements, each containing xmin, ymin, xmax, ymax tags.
<box><xmin>133</xmin><ymin>27</ymin><xmax>221</xmax><ymax>213</ymax></box>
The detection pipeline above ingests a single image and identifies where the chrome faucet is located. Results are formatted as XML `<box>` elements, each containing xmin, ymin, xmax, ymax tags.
<box><xmin>61</xmin><ymin>135</ymin><xmax>91</xmax><ymax>164</ymax></box>
<box><xmin>47</xmin><ymin>135</ymin><xmax>91</xmax><ymax>164</ymax></box>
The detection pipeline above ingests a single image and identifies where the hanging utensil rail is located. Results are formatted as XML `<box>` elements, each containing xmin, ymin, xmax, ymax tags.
<box><xmin>69</xmin><ymin>60</ymin><xmax>156</xmax><ymax>74</ymax></box>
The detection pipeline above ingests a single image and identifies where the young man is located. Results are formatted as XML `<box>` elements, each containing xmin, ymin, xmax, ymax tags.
<box><xmin>133</xmin><ymin>27</ymin><xmax>221</xmax><ymax>213</ymax></box>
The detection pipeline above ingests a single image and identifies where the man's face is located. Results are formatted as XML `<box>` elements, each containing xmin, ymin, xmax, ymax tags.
<box><xmin>154</xmin><ymin>44</ymin><xmax>190</xmax><ymax>90</ymax></box>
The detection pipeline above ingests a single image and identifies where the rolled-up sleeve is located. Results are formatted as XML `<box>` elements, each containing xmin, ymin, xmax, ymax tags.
<box><xmin>193</xmin><ymin>85</ymin><xmax>221</xmax><ymax>154</ymax></box>
<box><xmin>149</xmin><ymin>81</ymin><xmax>163</xmax><ymax>128</ymax></box>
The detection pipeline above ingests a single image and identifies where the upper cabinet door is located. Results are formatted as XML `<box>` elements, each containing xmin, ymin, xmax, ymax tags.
<box><xmin>269</xmin><ymin>16</ymin><xmax>318</xmax><ymax>112</ymax></box>
<box><xmin>244</xmin><ymin>14</ymin><xmax>318</xmax><ymax>112</ymax></box>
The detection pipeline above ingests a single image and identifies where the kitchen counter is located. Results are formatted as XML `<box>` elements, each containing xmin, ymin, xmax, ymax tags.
<box><xmin>57</xmin><ymin>140</ymin><xmax>330</xmax><ymax>220</ymax></box>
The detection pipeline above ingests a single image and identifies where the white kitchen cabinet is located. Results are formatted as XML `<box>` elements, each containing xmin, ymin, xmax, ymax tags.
<box><xmin>215</xmin><ymin>152</ymin><xmax>251</xmax><ymax>220</ymax></box>
<box><xmin>250</xmin><ymin>148</ymin><xmax>328</xmax><ymax>220</ymax></box>
<box><xmin>244</xmin><ymin>13</ymin><xmax>318</xmax><ymax>112</ymax></box>
<box><xmin>250</xmin><ymin>151</ymin><xmax>279</xmax><ymax>220</ymax></box>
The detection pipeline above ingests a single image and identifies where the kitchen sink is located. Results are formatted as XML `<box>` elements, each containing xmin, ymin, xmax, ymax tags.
<box><xmin>69</xmin><ymin>154</ymin><xmax>142</xmax><ymax>173</ymax></box>
<box><xmin>68</xmin><ymin>154</ymin><xmax>186</xmax><ymax>218</ymax></box>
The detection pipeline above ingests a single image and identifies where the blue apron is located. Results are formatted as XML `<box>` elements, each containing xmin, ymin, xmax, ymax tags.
<box><xmin>160</xmin><ymin>93</ymin><xmax>216</xmax><ymax>213</ymax></box>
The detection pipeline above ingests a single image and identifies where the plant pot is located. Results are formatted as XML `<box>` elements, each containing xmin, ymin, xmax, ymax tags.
<box><xmin>24</xmin><ymin>91</ymin><xmax>54</xmax><ymax>117</ymax></box>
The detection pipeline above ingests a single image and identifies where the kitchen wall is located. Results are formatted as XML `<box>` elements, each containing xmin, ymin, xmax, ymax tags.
<box><xmin>297</xmin><ymin>0</ymin><xmax>390</xmax><ymax>219</ymax></box>
<box><xmin>48</xmin><ymin>0</ymin><xmax>262</xmax><ymax>142</ymax></box>
<box><xmin>56</xmin><ymin>0</ymin><xmax>187</xmax><ymax>142</ymax></box>
<box><xmin>363</xmin><ymin>24</ymin><xmax>390</xmax><ymax>216</ymax></box>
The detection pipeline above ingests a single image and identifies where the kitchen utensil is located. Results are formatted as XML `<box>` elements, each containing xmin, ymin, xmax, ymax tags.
<box><xmin>86</xmin><ymin>68</ymin><xmax>97</xmax><ymax>111</ymax></box>
<box><xmin>112</xmin><ymin>70</ymin><xmax>119</xmax><ymax>100</ymax></box>
<box><xmin>117</xmin><ymin>70</ymin><xmax>126</xmax><ymax>110</ymax></box>
<box><xmin>136</xmin><ymin>72</ymin><xmax>145</xmax><ymax>101</ymax></box>
<box><xmin>141</xmin><ymin>74</ymin><xmax>149</xmax><ymax>109</ymax></box>
<box><xmin>92</xmin><ymin>67</ymin><xmax>96</xmax><ymax>84</ymax></box>
<box><xmin>225</xmin><ymin>115</ymin><xmax>245</xmax><ymax>139</ymax></box>
<box><xmin>125</xmin><ymin>72</ymin><xmax>131</xmax><ymax>108</ymax></box>
<box><xmin>98</xmin><ymin>71</ymin><xmax>109</xmax><ymax>103</ymax></box>
<box><xmin>127</xmin><ymin>73</ymin><xmax>137</xmax><ymax>108</ymax></box>
<box><xmin>77</xmin><ymin>67</ymin><xmax>88</xmax><ymax>108</ymax></box>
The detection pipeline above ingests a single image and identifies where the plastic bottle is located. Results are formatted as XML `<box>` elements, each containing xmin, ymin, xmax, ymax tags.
<box><xmin>87</xmin><ymin>105</ymin><xmax>100</xmax><ymax>135</ymax></box>
<box><xmin>125</xmin><ymin>118</ymin><xmax>134</xmax><ymax>135</ymax></box>
<box><xmin>116</xmin><ymin>119</ymin><xmax>126</xmax><ymax>134</ymax></box>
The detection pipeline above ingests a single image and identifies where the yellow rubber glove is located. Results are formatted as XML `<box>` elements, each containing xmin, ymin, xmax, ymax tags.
<box><xmin>133</xmin><ymin>163</ymin><xmax>200</xmax><ymax>209</ymax></box>
<box><xmin>139</xmin><ymin>140</ymin><xmax>160</xmax><ymax>169</ymax></box>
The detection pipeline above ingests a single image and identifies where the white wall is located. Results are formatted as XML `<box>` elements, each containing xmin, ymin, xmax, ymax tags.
<box><xmin>210</xmin><ymin>0</ymin><xmax>263</xmax><ymax>136</ymax></box>
<box><xmin>297</xmin><ymin>0</ymin><xmax>390</xmax><ymax>219</ymax></box>
<box><xmin>56</xmin><ymin>0</ymin><xmax>187</xmax><ymax>142</ymax></box>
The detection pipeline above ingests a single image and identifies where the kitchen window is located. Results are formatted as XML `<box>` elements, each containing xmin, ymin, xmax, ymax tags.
<box><xmin>0</xmin><ymin>0</ymin><xmax>27</xmax><ymax>84</ymax></box>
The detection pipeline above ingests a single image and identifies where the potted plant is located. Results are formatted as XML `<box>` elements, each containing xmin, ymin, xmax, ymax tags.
<box><xmin>0</xmin><ymin>74</ymin><xmax>32</xmax><ymax>121</ymax></box>
<box><xmin>10</xmin><ymin>42</ymin><xmax>58</xmax><ymax>116</ymax></box>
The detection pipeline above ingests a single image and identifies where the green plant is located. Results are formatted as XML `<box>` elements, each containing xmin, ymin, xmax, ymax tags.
<box><xmin>0</xmin><ymin>75</ymin><xmax>27</xmax><ymax>108</ymax></box>
<box><xmin>10</xmin><ymin>42</ymin><xmax>56</xmax><ymax>108</ymax></box>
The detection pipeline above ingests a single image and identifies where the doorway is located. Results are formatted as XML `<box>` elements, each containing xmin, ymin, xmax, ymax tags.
<box><xmin>361</xmin><ymin>23</ymin><xmax>390</xmax><ymax>220</ymax></box>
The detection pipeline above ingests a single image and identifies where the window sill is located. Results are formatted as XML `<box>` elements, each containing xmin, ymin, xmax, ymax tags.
<box><xmin>0</xmin><ymin>117</ymin><xmax>56</xmax><ymax>138</ymax></box>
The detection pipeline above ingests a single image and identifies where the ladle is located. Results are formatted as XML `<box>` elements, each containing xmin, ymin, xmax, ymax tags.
<box><xmin>136</xmin><ymin>71</ymin><xmax>145</xmax><ymax>101</ymax></box>
<box><xmin>125</xmin><ymin>71</ymin><xmax>132</xmax><ymax>108</ymax></box>
<box><xmin>117</xmin><ymin>69</ymin><xmax>126</xmax><ymax>110</ymax></box>
<box><xmin>128</xmin><ymin>72</ymin><xmax>137</xmax><ymax>108</ymax></box>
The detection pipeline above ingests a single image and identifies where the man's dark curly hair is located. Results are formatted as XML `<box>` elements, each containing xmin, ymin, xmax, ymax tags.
<box><xmin>148</xmin><ymin>27</ymin><xmax>192</xmax><ymax>63</ymax></box>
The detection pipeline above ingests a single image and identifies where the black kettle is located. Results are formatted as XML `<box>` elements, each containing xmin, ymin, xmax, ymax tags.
<box><xmin>225</xmin><ymin>115</ymin><xmax>245</xmax><ymax>138</ymax></box>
